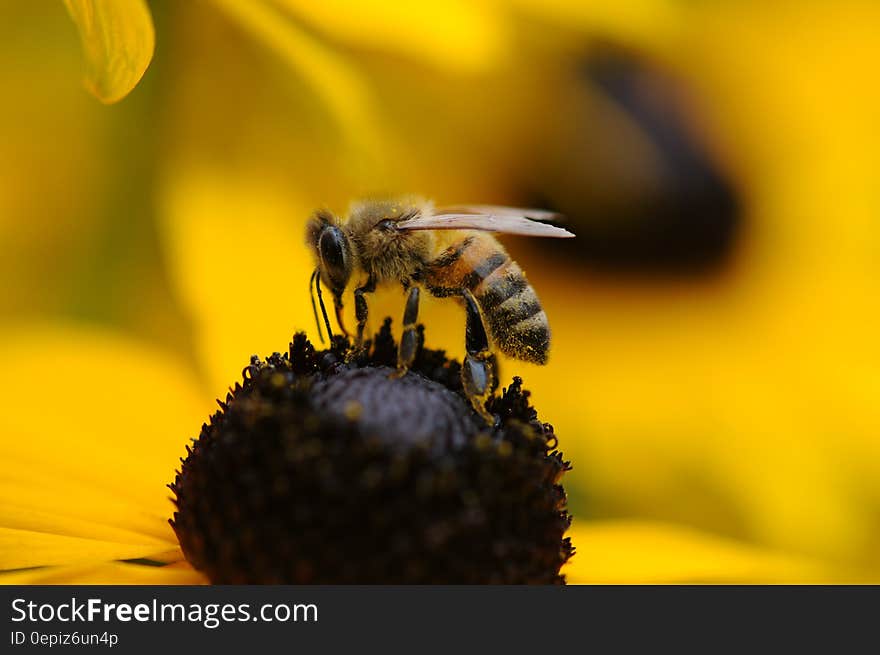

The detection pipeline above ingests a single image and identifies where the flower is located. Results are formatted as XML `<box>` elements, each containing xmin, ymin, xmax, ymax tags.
<box><xmin>519</xmin><ymin>0</ymin><xmax>880</xmax><ymax>574</ymax></box>
<box><xmin>0</xmin><ymin>170</ymin><xmax>841</xmax><ymax>583</ymax></box>
<box><xmin>171</xmin><ymin>325</ymin><xmax>573</xmax><ymax>584</ymax></box>
<box><xmin>0</xmin><ymin>316</ymin><xmax>834</xmax><ymax>584</ymax></box>
<box><xmin>4</xmin><ymin>2</ymin><xmax>878</xmax><ymax>583</ymax></box>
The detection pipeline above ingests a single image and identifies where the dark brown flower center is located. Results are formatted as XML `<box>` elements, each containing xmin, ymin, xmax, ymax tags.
<box><xmin>169</xmin><ymin>319</ymin><xmax>573</xmax><ymax>584</ymax></box>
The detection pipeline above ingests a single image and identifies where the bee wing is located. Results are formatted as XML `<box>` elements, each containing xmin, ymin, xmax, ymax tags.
<box><xmin>436</xmin><ymin>204</ymin><xmax>564</xmax><ymax>223</ymax></box>
<box><xmin>397</xmin><ymin>210</ymin><xmax>575</xmax><ymax>238</ymax></box>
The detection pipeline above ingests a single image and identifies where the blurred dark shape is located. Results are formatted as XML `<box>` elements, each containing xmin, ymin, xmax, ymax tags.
<box><xmin>528</xmin><ymin>46</ymin><xmax>742</xmax><ymax>274</ymax></box>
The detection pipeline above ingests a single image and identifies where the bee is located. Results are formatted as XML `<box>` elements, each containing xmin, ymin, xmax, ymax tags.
<box><xmin>306</xmin><ymin>198</ymin><xmax>575</xmax><ymax>422</ymax></box>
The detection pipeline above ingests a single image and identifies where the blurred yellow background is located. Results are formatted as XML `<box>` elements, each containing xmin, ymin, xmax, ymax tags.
<box><xmin>1</xmin><ymin>0</ymin><xmax>878</xmax><ymax>582</ymax></box>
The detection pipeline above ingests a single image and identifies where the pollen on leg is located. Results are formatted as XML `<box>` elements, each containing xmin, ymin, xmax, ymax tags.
<box><xmin>169</xmin><ymin>320</ymin><xmax>573</xmax><ymax>584</ymax></box>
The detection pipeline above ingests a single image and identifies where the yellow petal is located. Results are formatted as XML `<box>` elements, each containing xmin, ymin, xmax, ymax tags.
<box><xmin>563</xmin><ymin>521</ymin><xmax>851</xmax><ymax>584</ymax></box>
<box><xmin>0</xmin><ymin>502</ymin><xmax>173</xmax><ymax>552</ymax></box>
<box><xmin>210</xmin><ymin>0</ymin><xmax>381</xmax><ymax>168</ymax></box>
<box><xmin>273</xmin><ymin>0</ymin><xmax>508</xmax><ymax>74</ymax></box>
<box><xmin>0</xmin><ymin>464</ymin><xmax>178</xmax><ymax>545</ymax></box>
<box><xmin>0</xmin><ymin>527</ymin><xmax>171</xmax><ymax>570</ymax></box>
<box><xmin>0</xmin><ymin>560</ymin><xmax>207</xmax><ymax>585</ymax></box>
<box><xmin>0</xmin><ymin>323</ymin><xmax>208</xmax><ymax>554</ymax></box>
<box><xmin>63</xmin><ymin>0</ymin><xmax>155</xmax><ymax>103</ymax></box>
<box><xmin>516</xmin><ymin>0</ymin><xmax>880</xmax><ymax>570</ymax></box>
<box><xmin>510</xmin><ymin>0</ymin><xmax>682</xmax><ymax>53</ymax></box>
<box><xmin>159</xmin><ymin>169</ymin><xmax>318</xmax><ymax>396</ymax></box>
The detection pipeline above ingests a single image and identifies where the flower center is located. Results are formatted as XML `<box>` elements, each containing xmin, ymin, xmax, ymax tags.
<box><xmin>169</xmin><ymin>320</ymin><xmax>573</xmax><ymax>584</ymax></box>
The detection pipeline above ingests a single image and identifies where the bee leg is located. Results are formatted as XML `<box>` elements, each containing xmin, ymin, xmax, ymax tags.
<box><xmin>461</xmin><ymin>289</ymin><xmax>497</xmax><ymax>424</ymax></box>
<box><xmin>354</xmin><ymin>277</ymin><xmax>376</xmax><ymax>348</ymax></box>
<box><xmin>392</xmin><ymin>286</ymin><xmax>420</xmax><ymax>378</ymax></box>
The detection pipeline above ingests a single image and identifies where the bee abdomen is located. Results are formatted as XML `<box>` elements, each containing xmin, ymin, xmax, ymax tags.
<box><xmin>473</xmin><ymin>259</ymin><xmax>550</xmax><ymax>365</ymax></box>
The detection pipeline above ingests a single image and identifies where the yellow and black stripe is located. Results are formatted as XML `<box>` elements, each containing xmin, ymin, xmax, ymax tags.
<box><xmin>424</xmin><ymin>233</ymin><xmax>550</xmax><ymax>364</ymax></box>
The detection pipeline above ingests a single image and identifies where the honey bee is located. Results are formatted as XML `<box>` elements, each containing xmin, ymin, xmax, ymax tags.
<box><xmin>306</xmin><ymin>198</ymin><xmax>574</xmax><ymax>421</ymax></box>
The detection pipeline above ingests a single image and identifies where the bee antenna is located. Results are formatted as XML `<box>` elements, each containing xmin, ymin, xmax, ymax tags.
<box><xmin>309</xmin><ymin>269</ymin><xmax>325</xmax><ymax>344</ymax></box>
<box><xmin>313</xmin><ymin>270</ymin><xmax>334</xmax><ymax>342</ymax></box>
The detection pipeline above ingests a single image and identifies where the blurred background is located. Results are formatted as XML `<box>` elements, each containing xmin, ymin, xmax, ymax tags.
<box><xmin>2</xmin><ymin>1</ymin><xmax>878</xmax><ymax>579</ymax></box>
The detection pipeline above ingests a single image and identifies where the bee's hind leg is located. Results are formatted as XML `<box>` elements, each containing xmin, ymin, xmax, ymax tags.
<box><xmin>461</xmin><ymin>289</ymin><xmax>497</xmax><ymax>425</ymax></box>
<box><xmin>392</xmin><ymin>286</ymin><xmax>420</xmax><ymax>378</ymax></box>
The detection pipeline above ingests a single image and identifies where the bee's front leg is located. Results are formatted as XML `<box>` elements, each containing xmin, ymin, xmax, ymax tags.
<box><xmin>392</xmin><ymin>286</ymin><xmax>420</xmax><ymax>377</ymax></box>
<box><xmin>461</xmin><ymin>289</ymin><xmax>497</xmax><ymax>425</ymax></box>
<box><xmin>354</xmin><ymin>277</ymin><xmax>376</xmax><ymax>348</ymax></box>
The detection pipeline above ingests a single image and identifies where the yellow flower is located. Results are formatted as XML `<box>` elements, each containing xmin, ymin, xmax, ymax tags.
<box><xmin>0</xmin><ymin>171</ymin><xmax>844</xmax><ymax>584</ymax></box>
<box><xmin>521</xmin><ymin>0</ymin><xmax>880</xmax><ymax>575</ymax></box>
<box><xmin>5</xmin><ymin>0</ymin><xmax>875</xmax><ymax>583</ymax></box>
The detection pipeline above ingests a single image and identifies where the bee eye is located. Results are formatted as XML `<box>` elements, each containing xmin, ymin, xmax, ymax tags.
<box><xmin>377</xmin><ymin>219</ymin><xmax>396</xmax><ymax>231</ymax></box>
<box><xmin>318</xmin><ymin>226</ymin><xmax>351</xmax><ymax>292</ymax></box>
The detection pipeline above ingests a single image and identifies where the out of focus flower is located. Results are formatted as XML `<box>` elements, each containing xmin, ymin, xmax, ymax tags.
<box><xmin>521</xmin><ymin>0</ymin><xmax>880</xmax><ymax>575</ymax></box>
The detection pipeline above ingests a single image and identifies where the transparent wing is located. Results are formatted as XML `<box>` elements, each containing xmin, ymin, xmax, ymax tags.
<box><xmin>436</xmin><ymin>204</ymin><xmax>563</xmax><ymax>222</ymax></box>
<box><xmin>397</xmin><ymin>210</ymin><xmax>575</xmax><ymax>238</ymax></box>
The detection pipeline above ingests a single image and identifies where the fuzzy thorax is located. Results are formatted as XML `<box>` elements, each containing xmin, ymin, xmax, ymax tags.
<box><xmin>345</xmin><ymin>198</ymin><xmax>434</xmax><ymax>285</ymax></box>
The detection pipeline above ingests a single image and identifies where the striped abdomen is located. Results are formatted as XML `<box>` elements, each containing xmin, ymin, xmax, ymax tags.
<box><xmin>423</xmin><ymin>232</ymin><xmax>550</xmax><ymax>364</ymax></box>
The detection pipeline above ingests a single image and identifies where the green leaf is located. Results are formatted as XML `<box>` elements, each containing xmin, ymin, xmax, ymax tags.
<box><xmin>63</xmin><ymin>0</ymin><xmax>155</xmax><ymax>103</ymax></box>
